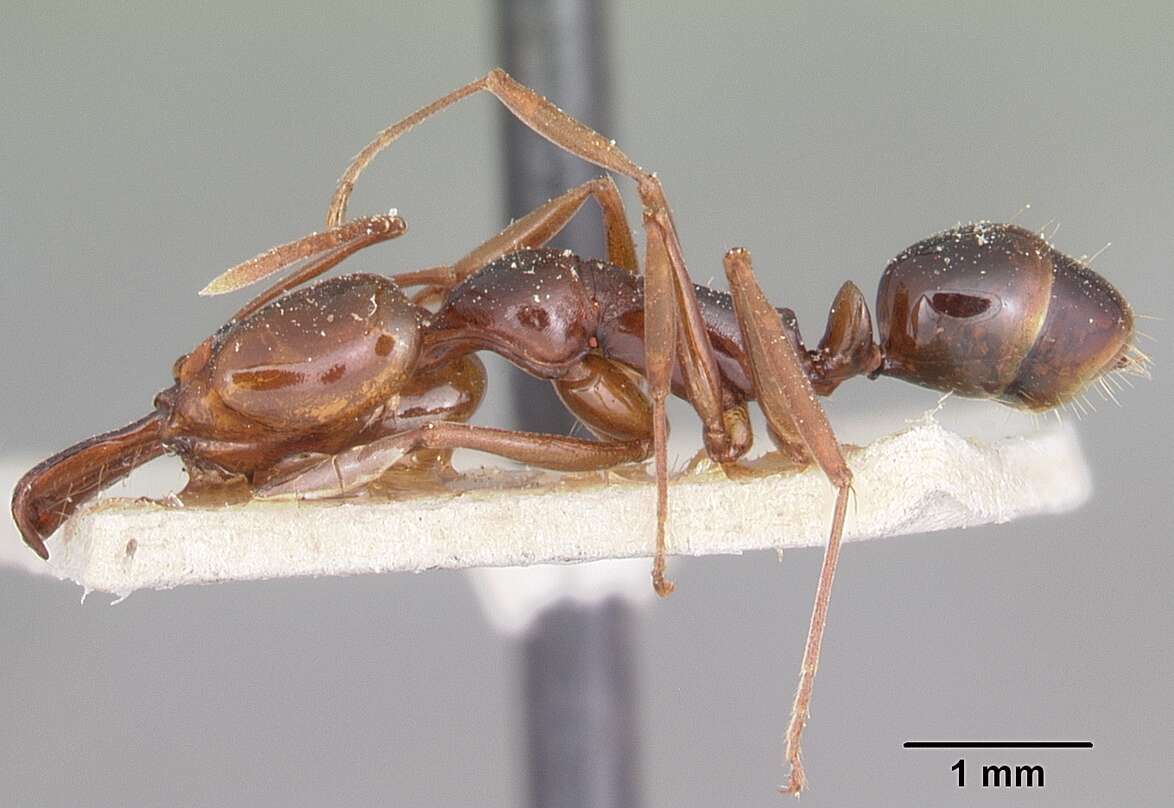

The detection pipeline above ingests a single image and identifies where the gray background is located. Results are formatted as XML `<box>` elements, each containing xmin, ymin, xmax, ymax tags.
<box><xmin>2</xmin><ymin>2</ymin><xmax>1171</xmax><ymax>805</ymax></box>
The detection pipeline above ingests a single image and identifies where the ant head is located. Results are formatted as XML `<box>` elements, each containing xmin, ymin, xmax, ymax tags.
<box><xmin>875</xmin><ymin>223</ymin><xmax>1137</xmax><ymax>411</ymax></box>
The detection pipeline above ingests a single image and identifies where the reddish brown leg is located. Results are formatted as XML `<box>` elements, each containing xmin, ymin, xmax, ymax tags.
<box><xmin>641</xmin><ymin>212</ymin><xmax>679</xmax><ymax>595</ymax></box>
<box><xmin>637</xmin><ymin>200</ymin><xmax>756</xmax><ymax>596</ymax></box>
<box><xmin>260</xmin><ymin>354</ymin><xmax>653</xmax><ymax>498</ymax></box>
<box><xmin>387</xmin><ymin>174</ymin><xmax>638</xmax><ymax>294</ymax></box>
<box><xmin>452</xmin><ymin>174</ymin><xmax>638</xmax><ymax>275</ymax></box>
<box><xmin>724</xmin><ymin>247</ymin><xmax>852</xmax><ymax>796</ymax></box>
<box><xmin>200</xmin><ymin>213</ymin><xmax>406</xmax><ymax>303</ymax></box>
<box><xmin>481</xmin><ymin>78</ymin><xmax>754</xmax><ymax>593</ymax></box>
<box><xmin>553</xmin><ymin>355</ymin><xmax>652</xmax><ymax>442</ymax></box>
<box><xmin>254</xmin><ymin>422</ymin><xmax>652</xmax><ymax>499</ymax></box>
<box><xmin>327</xmin><ymin>70</ymin><xmax>747</xmax><ymax>595</ymax></box>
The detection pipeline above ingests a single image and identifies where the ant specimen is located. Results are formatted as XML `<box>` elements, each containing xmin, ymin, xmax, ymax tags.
<box><xmin>11</xmin><ymin>70</ymin><xmax>1146</xmax><ymax>794</ymax></box>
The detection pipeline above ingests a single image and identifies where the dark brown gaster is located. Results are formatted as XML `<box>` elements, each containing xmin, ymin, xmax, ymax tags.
<box><xmin>12</xmin><ymin>71</ymin><xmax>1141</xmax><ymax>796</ymax></box>
<box><xmin>876</xmin><ymin>223</ymin><xmax>1134</xmax><ymax>410</ymax></box>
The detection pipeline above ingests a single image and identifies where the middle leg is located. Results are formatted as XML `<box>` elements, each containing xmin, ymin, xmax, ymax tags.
<box><xmin>257</xmin><ymin>355</ymin><xmax>656</xmax><ymax>499</ymax></box>
<box><xmin>255</xmin><ymin>421</ymin><xmax>651</xmax><ymax>499</ymax></box>
<box><xmin>389</xmin><ymin>174</ymin><xmax>638</xmax><ymax>295</ymax></box>
<box><xmin>327</xmin><ymin>72</ymin><xmax>752</xmax><ymax>596</ymax></box>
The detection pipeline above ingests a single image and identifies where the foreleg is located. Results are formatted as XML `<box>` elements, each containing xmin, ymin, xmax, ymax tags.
<box><xmin>200</xmin><ymin>214</ymin><xmax>406</xmax><ymax>312</ymax></box>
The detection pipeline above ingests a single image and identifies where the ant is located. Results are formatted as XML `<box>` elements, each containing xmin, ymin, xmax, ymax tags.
<box><xmin>11</xmin><ymin>70</ymin><xmax>1146</xmax><ymax>794</ymax></box>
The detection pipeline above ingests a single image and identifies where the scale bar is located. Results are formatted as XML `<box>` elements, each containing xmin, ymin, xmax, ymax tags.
<box><xmin>904</xmin><ymin>741</ymin><xmax>1093</xmax><ymax>749</ymax></box>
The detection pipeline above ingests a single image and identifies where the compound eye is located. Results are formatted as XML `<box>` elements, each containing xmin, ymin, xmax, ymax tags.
<box><xmin>928</xmin><ymin>291</ymin><xmax>997</xmax><ymax>320</ymax></box>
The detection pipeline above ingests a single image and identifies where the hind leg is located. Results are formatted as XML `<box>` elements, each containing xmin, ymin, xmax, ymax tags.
<box><xmin>724</xmin><ymin>247</ymin><xmax>852</xmax><ymax>795</ymax></box>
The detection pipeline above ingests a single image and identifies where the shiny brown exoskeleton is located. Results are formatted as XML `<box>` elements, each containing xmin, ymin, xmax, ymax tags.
<box><xmin>10</xmin><ymin>71</ymin><xmax>1148</xmax><ymax>795</ymax></box>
